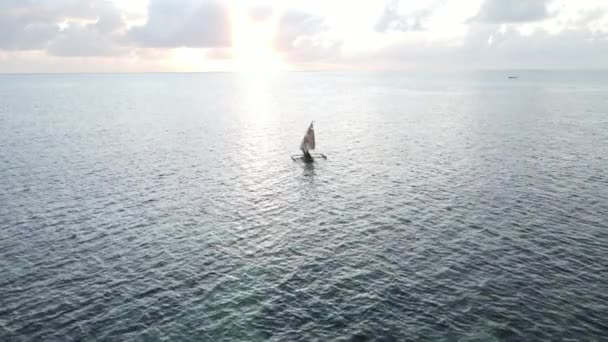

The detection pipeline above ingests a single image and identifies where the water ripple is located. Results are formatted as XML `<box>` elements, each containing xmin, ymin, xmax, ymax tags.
<box><xmin>1</xmin><ymin>72</ymin><xmax>607</xmax><ymax>341</ymax></box>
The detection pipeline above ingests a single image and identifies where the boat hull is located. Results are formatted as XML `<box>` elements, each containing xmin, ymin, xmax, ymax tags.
<box><xmin>291</xmin><ymin>153</ymin><xmax>327</xmax><ymax>162</ymax></box>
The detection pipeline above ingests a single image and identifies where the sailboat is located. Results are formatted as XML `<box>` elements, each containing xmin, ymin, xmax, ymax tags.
<box><xmin>291</xmin><ymin>121</ymin><xmax>327</xmax><ymax>162</ymax></box>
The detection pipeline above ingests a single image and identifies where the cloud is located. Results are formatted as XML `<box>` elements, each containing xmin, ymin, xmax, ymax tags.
<box><xmin>128</xmin><ymin>0</ymin><xmax>231</xmax><ymax>48</ymax></box>
<box><xmin>275</xmin><ymin>10</ymin><xmax>326</xmax><ymax>49</ymax></box>
<box><xmin>470</xmin><ymin>26</ymin><xmax>608</xmax><ymax>68</ymax></box>
<box><xmin>569</xmin><ymin>7</ymin><xmax>607</xmax><ymax>29</ymax></box>
<box><xmin>472</xmin><ymin>0</ymin><xmax>553</xmax><ymax>23</ymax></box>
<box><xmin>375</xmin><ymin>0</ymin><xmax>440</xmax><ymax>32</ymax></box>
<box><xmin>0</xmin><ymin>0</ymin><xmax>107</xmax><ymax>21</ymax></box>
<box><xmin>275</xmin><ymin>9</ymin><xmax>342</xmax><ymax>63</ymax></box>
<box><xmin>0</xmin><ymin>13</ymin><xmax>59</xmax><ymax>50</ymax></box>
<box><xmin>0</xmin><ymin>0</ymin><xmax>126</xmax><ymax>55</ymax></box>
<box><xmin>249</xmin><ymin>7</ymin><xmax>274</xmax><ymax>22</ymax></box>
<box><xmin>1</xmin><ymin>0</ymin><xmax>608</xmax><ymax>71</ymax></box>
<box><xmin>47</xmin><ymin>17</ymin><xmax>127</xmax><ymax>57</ymax></box>
<box><xmin>367</xmin><ymin>21</ymin><xmax>608</xmax><ymax>69</ymax></box>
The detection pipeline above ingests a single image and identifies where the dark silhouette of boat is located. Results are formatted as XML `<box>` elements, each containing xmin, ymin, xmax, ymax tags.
<box><xmin>291</xmin><ymin>121</ymin><xmax>327</xmax><ymax>162</ymax></box>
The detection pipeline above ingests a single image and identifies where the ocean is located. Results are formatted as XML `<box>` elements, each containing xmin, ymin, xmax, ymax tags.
<box><xmin>1</xmin><ymin>71</ymin><xmax>607</xmax><ymax>341</ymax></box>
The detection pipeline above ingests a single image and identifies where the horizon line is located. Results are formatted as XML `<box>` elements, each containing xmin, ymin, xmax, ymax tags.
<box><xmin>2</xmin><ymin>68</ymin><xmax>608</xmax><ymax>76</ymax></box>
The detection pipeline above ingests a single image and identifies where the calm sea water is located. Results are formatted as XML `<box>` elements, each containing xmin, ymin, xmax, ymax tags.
<box><xmin>1</xmin><ymin>71</ymin><xmax>607</xmax><ymax>341</ymax></box>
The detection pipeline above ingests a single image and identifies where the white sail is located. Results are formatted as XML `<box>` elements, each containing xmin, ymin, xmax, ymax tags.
<box><xmin>299</xmin><ymin>121</ymin><xmax>316</xmax><ymax>152</ymax></box>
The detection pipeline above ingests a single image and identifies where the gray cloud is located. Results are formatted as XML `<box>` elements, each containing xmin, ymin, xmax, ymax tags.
<box><xmin>0</xmin><ymin>0</ymin><xmax>125</xmax><ymax>55</ymax></box>
<box><xmin>375</xmin><ymin>0</ymin><xmax>441</xmax><ymax>32</ymax></box>
<box><xmin>47</xmin><ymin>12</ymin><xmax>128</xmax><ymax>57</ymax></box>
<box><xmin>128</xmin><ymin>0</ymin><xmax>231</xmax><ymax>48</ymax></box>
<box><xmin>0</xmin><ymin>0</ymin><xmax>107</xmax><ymax>21</ymax></box>
<box><xmin>469</xmin><ymin>26</ymin><xmax>608</xmax><ymax>68</ymax></box>
<box><xmin>570</xmin><ymin>8</ymin><xmax>606</xmax><ymax>27</ymax></box>
<box><xmin>276</xmin><ymin>10</ymin><xmax>326</xmax><ymax>49</ymax></box>
<box><xmin>1</xmin><ymin>0</ymin><xmax>606</xmax><ymax>70</ymax></box>
<box><xmin>275</xmin><ymin>9</ymin><xmax>341</xmax><ymax>63</ymax></box>
<box><xmin>0</xmin><ymin>13</ymin><xmax>58</xmax><ymax>50</ymax></box>
<box><xmin>369</xmin><ymin>23</ymin><xmax>608</xmax><ymax>69</ymax></box>
<box><xmin>472</xmin><ymin>0</ymin><xmax>553</xmax><ymax>24</ymax></box>
<box><xmin>47</xmin><ymin>27</ymin><xmax>125</xmax><ymax>57</ymax></box>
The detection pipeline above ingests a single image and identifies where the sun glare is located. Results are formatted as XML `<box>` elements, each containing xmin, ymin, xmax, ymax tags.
<box><xmin>231</xmin><ymin>6</ymin><xmax>288</xmax><ymax>73</ymax></box>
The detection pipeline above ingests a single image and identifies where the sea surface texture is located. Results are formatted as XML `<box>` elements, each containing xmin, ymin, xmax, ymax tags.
<box><xmin>1</xmin><ymin>71</ymin><xmax>607</xmax><ymax>341</ymax></box>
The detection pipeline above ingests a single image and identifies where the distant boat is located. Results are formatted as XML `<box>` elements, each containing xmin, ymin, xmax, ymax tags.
<box><xmin>291</xmin><ymin>121</ymin><xmax>327</xmax><ymax>162</ymax></box>
<box><xmin>508</xmin><ymin>76</ymin><xmax>518</xmax><ymax>79</ymax></box>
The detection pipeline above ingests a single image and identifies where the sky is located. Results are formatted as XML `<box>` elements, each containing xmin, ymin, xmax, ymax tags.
<box><xmin>1</xmin><ymin>0</ymin><xmax>608</xmax><ymax>73</ymax></box>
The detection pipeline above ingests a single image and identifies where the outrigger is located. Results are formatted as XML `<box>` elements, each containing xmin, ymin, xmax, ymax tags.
<box><xmin>291</xmin><ymin>121</ymin><xmax>327</xmax><ymax>162</ymax></box>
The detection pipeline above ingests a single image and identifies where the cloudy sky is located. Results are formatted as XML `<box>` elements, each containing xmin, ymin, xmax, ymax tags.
<box><xmin>1</xmin><ymin>0</ymin><xmax>607</xmax><ymax>73</ymax></box>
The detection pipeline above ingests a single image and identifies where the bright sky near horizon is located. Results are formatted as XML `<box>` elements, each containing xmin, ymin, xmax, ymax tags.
<box><xmin>1</xmin><ymin>0</ymin><xmax>608</xmax><ymax>73</ymax></box>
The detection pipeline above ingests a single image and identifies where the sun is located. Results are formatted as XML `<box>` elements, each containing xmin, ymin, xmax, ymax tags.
<box><xmin>230</xmin><ymin>6</ymin><xmax>288</xmax><ymax>73</ymax></box>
